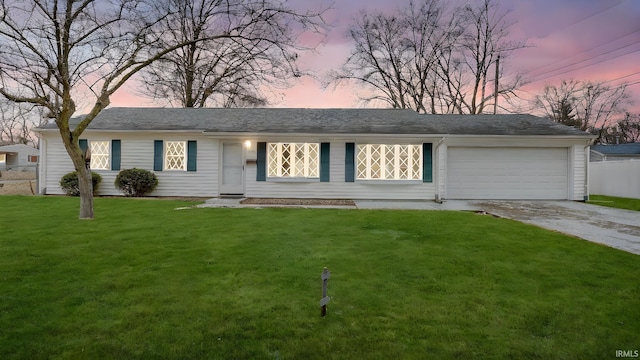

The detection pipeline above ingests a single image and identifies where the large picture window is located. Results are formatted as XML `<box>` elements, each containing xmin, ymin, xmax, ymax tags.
<box><xmin>90</xmin><ymin>141</ymin><xmax>110</xmax><ymax>170</ymax></box>
<box><xmin>268</xmin><ymin>143</ymin><xmax>319</xmax><ymax>178</ymax></box>
<box><xmin>357</xmin><ymin>144</ymin><xmax>422</xmax><ymax>180</ymax></box>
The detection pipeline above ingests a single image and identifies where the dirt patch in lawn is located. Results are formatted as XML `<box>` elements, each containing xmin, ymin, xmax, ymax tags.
<box><xmin>240</xmin><ymin>198</ymin><xmax>356</xmax><ymax>206</ymax></box>
<box><xmin>0</xmin><ymin>171</ymin><xmax>37</xmax><ymax>195</ymax></box>
<box><xmin>0</xmin><ymin>181</ymin><xmax>36</xmax><ymax>195</ymax></box>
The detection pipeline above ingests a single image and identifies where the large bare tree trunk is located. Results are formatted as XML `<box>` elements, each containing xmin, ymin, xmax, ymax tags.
<box><xmin>76</xmin><ymin>165</ymin><xmax>94</xmax><ymax>219</ymax></box>
<box><xmin>60</xmin><ymin>130</ymin><xmax>94</xmax><ymax>219</ymax></box>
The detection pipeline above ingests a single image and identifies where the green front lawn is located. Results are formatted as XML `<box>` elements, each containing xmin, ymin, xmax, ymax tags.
<box><xmin>1</xmin><ymin>196</ymin><xmax>638</xmax><ymax>359</ymax></box>
<box><xmin>589</xmin><ymin>195</ymin><xmax>640</xmax><ymax>211</ymax></box>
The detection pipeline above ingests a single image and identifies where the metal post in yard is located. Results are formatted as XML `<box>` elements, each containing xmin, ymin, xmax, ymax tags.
<box><xmin>320</xmin><ymin>267</ymin><xmax>331</xmax><ymax>317</ymax></box>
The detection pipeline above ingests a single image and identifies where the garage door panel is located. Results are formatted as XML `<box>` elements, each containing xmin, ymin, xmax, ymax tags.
<box><xmin>447</xmin><ymin>147</ymin><xmax>568</xmax><ymax>200</ymax></box>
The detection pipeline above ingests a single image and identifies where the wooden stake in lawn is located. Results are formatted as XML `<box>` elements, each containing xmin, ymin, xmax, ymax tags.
<box><xmin>320</xmin><ymin>267</ymin><xmax>331</xmax><ymax>316</ymax></box>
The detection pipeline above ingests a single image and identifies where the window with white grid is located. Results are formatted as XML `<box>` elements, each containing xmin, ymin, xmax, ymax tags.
<box><xmin>90</xmin><ymin>141</ymin><xmax>110</xmax><ymax>170</ymax></box>
<box><xmin>165</xmin><ymin>141</ymin><xmax>186</xmax><ymax>171</ymax></box>
<box><xmin>267</xmin><ymin>143</ymin><xmax>319</xmax><ymax>178</ymax></box>
<box><xmin>357</xmin><ymin>144</ymin><xmax>422</xmax><ymax>180</ymax></box>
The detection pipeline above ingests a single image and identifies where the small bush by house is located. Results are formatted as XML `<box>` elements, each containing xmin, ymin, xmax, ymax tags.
<box><xmin>59</xmin><ymin>171</ymin><xmax>102</xmax><ymax>196</ymax></box>
<box><xmin>114</xmin><ymin>168</ymin><xmax>158</xmax><ymax>197</ymax></box>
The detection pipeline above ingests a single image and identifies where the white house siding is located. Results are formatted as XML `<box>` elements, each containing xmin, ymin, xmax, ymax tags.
<box><xmin>42</xmin><ymin>136</ymin><xmax>73</xmax><ymax>194</ymax></box>
<box><xmin>244</xmin><ymin>139</ymin><xmax>436</xmax><ymax>200</ymax></box>
<box><xmin>570</xmin><ymin>145</ymin><xmax>588</xmax><ymax>201</ymax></box>
<box><xmin>39</xmin><ymin>130</ymin><xmax>591</xmax><ymax>201</ymax></box>
<box><xmin>40</xmin><ymin>132</ymin><xmax>218</xmax><ymax>197</ymax></box>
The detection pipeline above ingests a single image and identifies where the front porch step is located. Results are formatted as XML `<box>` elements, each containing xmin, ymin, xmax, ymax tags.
<box><xmin>205</xmin><ymin>197</ymin><xmax>245</xmax><ymax>205</ymax></box>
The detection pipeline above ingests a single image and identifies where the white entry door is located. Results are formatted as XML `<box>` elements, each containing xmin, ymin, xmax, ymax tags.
<box><xmin>220</xmin><ymin>143</ymin><xmax>244</xmax><ymax>195</ymax></box>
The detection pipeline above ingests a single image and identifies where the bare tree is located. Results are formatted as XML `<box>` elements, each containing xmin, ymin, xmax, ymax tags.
<box><xmin>533</xmin><ymin>79</ymin><xmax>634</xmax><ymax>143</ymax></box>
<box><xmin>140</xmin><ymin>0</ymin><xmax>323</xmax><ymax>108</ymax></box>
<box><xmin>616</xmin><ymin>113</ymin><xmax>640</xmax><ymax>143</ymax></box>
<box><xmin>329</xmin><ymin>0</ymin><xmax>523</xmax><ymax>114</ymax></box>
<box><xmin>1</xmin><ymin>101</ymin><xmax>27</xmax><ymax>145</ymax></box>
<box><xmin>579</xmin><ymin>82</ymin><xmax>631</xmax><ymax>142</ymax></box>
<box><xmin>0</xmin><ymin>0</ymin><xmax>326</xmax><ymax>218</ymax></box>
<box><xmin>330</xmin><ymin>9</ymin><xmax>413</xmax><ymax>110</ymax></box>
<box><xmin>444</xmin><ymin>0</ymin><xmax>524</xmax><ymax>114</ymax></box>
<box><xmin>402</xmin><ymin>0</ymin><xmax>460</xmax><ymax>113</ymax></box>
<box><xmin>599</xmin><ymin>113</ymin><xmax>640</xmax><ymax>144</ymax></box>
<box><xmin>534</xmin><ymin>80</ymin><xmax>582</xmax><ymax>126</ymax></box>
<box><xmin>0</xmin><ymin>100</ymin><xmax>49</xmax><ymax>147</ymax></box>
<box><xmin>329</xmin><ymin>0</ymin><xmax>458</xmax><ymax>112</ymax></box>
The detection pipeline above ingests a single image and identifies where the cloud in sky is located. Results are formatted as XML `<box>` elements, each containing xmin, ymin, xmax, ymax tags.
<box><xmin>112</xmin><ymin>0</ymin><xmax>640</xmax><ymax>112</ymax></box>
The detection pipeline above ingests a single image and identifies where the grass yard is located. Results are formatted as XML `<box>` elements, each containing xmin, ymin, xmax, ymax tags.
<box><xmin>1</xmin><ymin>196</ymin><xmax>639</xmax><ymax>359</ymax></box>
<box><xmin>589</xmin><ymin>195</ymin><xmax>640</xmax><ymax>211</ymax></box>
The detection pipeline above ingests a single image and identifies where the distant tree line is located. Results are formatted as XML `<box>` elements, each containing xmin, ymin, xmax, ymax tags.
<box><xmin>533</xmin><ymin>79</ymin><xmax>639</xmax><ymax>144</ymax></box>
<box><xmin>327</xmin><ymin>0</ymin><xmax>524</xmax><ymax>114</ymax></box>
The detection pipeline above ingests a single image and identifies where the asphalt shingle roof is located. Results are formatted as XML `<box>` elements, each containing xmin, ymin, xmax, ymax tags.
<box><xmin>38</xmin><ymin>107</ymin><xmax>593</xmax><ymax>137</ymax></box>
<box><xmin>591</xmin><ymin>143</ymin><xmax>640</xmax><ymax>155</ymax></box>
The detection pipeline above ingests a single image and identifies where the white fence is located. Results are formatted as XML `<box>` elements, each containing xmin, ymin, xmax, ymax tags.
<box><xmin>589</xmin><ymin>160</ymin><xmax>640</xmax><ymax>199</ymax></box>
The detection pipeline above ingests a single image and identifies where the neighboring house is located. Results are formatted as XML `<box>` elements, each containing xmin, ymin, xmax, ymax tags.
<box><xmin>35</xmin><ymin>108</ymin><xmax>595</xmax><ymax>201</ymax></box>
<box><xmin>590</xmin><ymin>143</ymin><xmax>640</xmax><ymax>161</ymax></box>
<box><xmin>0</xmin><ymin>144</ymin><xmax>39</xmax><ymax>170</ymax></box>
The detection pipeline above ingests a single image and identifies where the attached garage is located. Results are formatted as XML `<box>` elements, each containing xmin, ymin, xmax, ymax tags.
<box><xmin>447</xmin><ymin>147</ymin><xmax>569</xmax><ymax>200</ymax></box>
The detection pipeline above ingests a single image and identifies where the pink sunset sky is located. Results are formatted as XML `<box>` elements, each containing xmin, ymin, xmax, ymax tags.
<box><xmin>110</xmin><ymin>0</ymin><xmax>640</xmax><ymax>114</ymax></box>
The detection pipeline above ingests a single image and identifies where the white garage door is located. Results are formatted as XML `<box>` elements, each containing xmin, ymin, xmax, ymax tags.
<box><xmin>447</xmin><ymin>147</ymin><xmax>568</xmax><ymax>200</ymax></box>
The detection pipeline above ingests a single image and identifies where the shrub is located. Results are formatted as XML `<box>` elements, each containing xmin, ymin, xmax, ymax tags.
<box><xmin>59</xmin><ymin>171</ymin><xmax>102</xmax><ymax>196</ymax></box>
<box><xmin>114</xmin><ymin>168</ymin><xmax>158</xmax><ymax>197</ymax></box>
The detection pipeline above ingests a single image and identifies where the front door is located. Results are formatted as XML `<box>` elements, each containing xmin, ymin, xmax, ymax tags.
<box><xmin>220</xmin><ymin>143</ymin><xmax>244</xmax><ymax>195</ymax></box>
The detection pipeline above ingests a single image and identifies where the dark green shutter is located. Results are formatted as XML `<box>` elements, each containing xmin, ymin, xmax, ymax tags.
<box><xmin>79</xmin><ymin>139</ymin><xmax>88</xmax><ymax>152</ymax></box>
<box><xmin>187</xmin><ymin>141</ymin><xmax>197</xmax><ymax>172</ymax></box>
<box><xmin>111</xmin><ymin>140</ymin><xmax>121</xmax><ymax>171</ymax></box>
<box><xmin>423</xmin><ymin>143</ymin><xmax>433</xmax><ymax>183</ymax></box>
<box><xmin>320</xmin><ymin>143</ymin><xmax>330</xmax><ymax>182</ymax></box>
<box><xmin>154</xmin><ymin>140</ymin><xmax>163</xmax><ymax>171</ymax></box>
<box><xmin>345</xmin><ymin>143</ymin><xmax>355</xmax><ymax>182</ymax></box>
<box><xmin>256</xmin><ymin>142</ymin><xmax>266</xmax><ymax>181</ymax></box>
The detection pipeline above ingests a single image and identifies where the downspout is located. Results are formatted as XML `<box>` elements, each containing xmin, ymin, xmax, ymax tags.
<box><xmin>39</xmin><ymin>136</ymin><xmax>46</xmax><ymax>195</ymax></box>
<box><xmin>583</xmin><ymin>139</ymin><xmax>594</xmax><ymax>201</ymax></box>
<box><xmin>434</xmin><ymin>137</ymin><xmax>446</xmax><ymax>203</ymax></box>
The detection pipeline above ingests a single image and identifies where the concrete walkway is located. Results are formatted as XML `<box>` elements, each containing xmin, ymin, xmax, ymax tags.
<box><xmin>197</xmin><ymin>198</ymin><xmax>477</xmax><ymax>211</ymax></box>
<box><xmin>196</xmin><ymin>198</ymin><xmax>640</xmax><ymax>255</ymax></box>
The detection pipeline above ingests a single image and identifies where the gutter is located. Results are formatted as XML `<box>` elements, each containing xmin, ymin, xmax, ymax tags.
<box><xmin>434</xmin><ymin>137</ymin><xmax>446</xmax><ymax>203</ymax></box>
<box><xmin>584</xmin><ymin>138</ymin><xmax>595</xmax><ymax>201</ymax></box>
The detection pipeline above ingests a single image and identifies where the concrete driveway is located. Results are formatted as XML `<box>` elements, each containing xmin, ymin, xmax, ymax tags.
<box><xmin>470</xmin><ymin>200</ymin><xmax>640</xmax><ymax>255</ymax></box>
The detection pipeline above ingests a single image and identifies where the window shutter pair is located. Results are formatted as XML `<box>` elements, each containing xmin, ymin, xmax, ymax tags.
<box><xmin>256</xmin><ymin>142</ymin><xmax>330</xmax><ymax>182</ymax></box>
<box><xmin>153</xmin><ymin>140</ymin><xmax>197</xmax><ymax>171</ymax></box>
<box><xmin>79</xmin><ymin>139</ymin><xmax>121</xmax><ymax>171</ymax></box>
<box><xmin>343</xmin><ymin>143</ymin><xmax>433</xmax><ymax>183</ymax></box>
